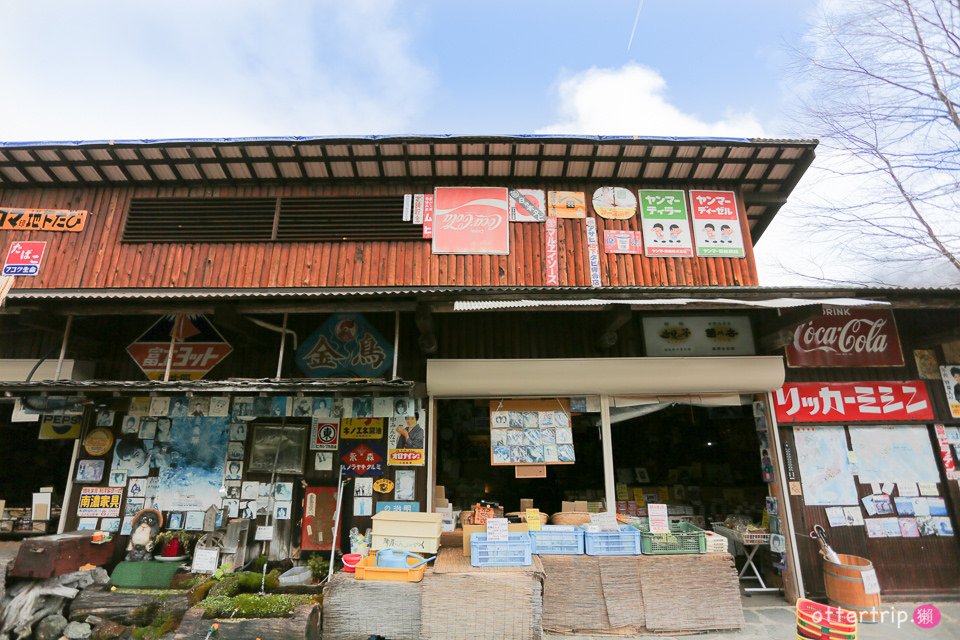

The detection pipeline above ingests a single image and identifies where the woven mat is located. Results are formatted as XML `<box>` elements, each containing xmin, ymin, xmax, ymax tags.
<box><xmin>421</xmin><ymin>571</ymin><xmax>543</xmax><ymax>640</ymax></box>
<box><xmin>433</xmin><ymin>546</ymin><xmax>544</xmax><ymax>574</ymax></box>
<box><xmin>638</xmin><ymin>553</ymin><xmax>744</xmax><ymax>633</ymax></box>
<box><xmin>540</xmin><ymin>556</ymin><xmax>644</xmax><ymax>636</ymax></box>
<box><xmin>322</xmin><ymin>571</ymin><xmax>422</xmax><ymax>640</ymax></box>
<box><xmin>599</xmin><ymin>558</ymin><xmax>644</xmax><ymax>629</ymax></box>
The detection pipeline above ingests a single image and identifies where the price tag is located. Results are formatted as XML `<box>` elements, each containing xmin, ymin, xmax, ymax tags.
<box><xmin>191</xmin><ymin>548</ymin><xmax>220</xmax><ymax>574</ymax></box>
<box><xmin>648</xmin><ymin>504</ymin><xmax>670</xmax><ymax>533</ymax></box>
<box><xmin>525</xmin><ymin>508</ymin><xmax>542</xmax><ymax>531</ymax></box>
<box><xmin>862</xmin><ymin>569</ymin><xmax>881</xmax><ymax>595</ymax></box>
<box><xmin>589</xmin><ymin>511</ymin><xmax>619</xmax><ymax>532</ymax></box>
<box><xmin>486</xmin><ymin>517</ymin><xmax>509</xmax><ymax>542</ymax></box>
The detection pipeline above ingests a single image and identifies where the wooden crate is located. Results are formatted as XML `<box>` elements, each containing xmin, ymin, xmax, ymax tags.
<box><xmin>11</xmin><ymin>531</ymin><xmax>114</xmax><ymax>578</ymax></box>
<box><xmin>371</xmin><ymin>511</ymin><xmax>443</xmax><ymax>538</ymax></box>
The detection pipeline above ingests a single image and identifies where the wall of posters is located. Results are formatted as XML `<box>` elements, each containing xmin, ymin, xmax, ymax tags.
<box><xmin>387</xmin><ymin>413</ymin><xmax>426</xmax><ymax>466</ymax></box>
<box><xmin>432</xmin><ymin>186</ymin><xmax>509</xmax><ymax>255</ymax></box>
<box><xmin>508</xmin><ymin>189</ymin><xmax>546</xmax><ymax>222</ymax></box>
<box><xmin>642</xmin><ymin>315</ymin><xmax>755</xmax><ymax>357</ymax></box>
<box><xmin>689</xmin><ymin>189</ymin><xmax>745</xmax><ymax>258</ymax></box>
<box><xmin>786</xmin><ymin>308</ymin><xmax>904</xmax><ymax>367</ymax></box>
<box><xmin>639</xmin><ymin>189</ymin><xmax>693</xmax><ymax>257</ymax></box>
<box><xmin>940</xmin><ymin>366</ymin><xmax>960</xmax><ymax>418</ymax></box>
<box><xmin>489</xmin><ymin>399</ymin><xmax>574</xmax><ymax>466</ymax></box>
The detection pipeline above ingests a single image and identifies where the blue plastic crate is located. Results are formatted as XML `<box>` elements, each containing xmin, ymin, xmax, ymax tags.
<box><xmin>529</xmin><ymin>525</ymin><xmax>584</xmax><ymax>555</ymax></box>
<box><xmin>582</xmin><ymin>525</ymin><xmax>642</xmax><ymax>556</ymax></box>
<box><xmin>470</xmin><ymin>532</ymin><xmax>532</xmax><ymax>567</ymax></box>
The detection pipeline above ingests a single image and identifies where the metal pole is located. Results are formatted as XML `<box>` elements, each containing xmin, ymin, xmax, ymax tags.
<box><xmin>54</xmin><ymin>315</ymin><xmax>73</xmax><ymax>380</ymax></box>
<box><xmin>55</xmin><ymin>315</ymin><xmax>76</xmax><ymax>534</ymax></box>
<box><xmin>275</xmin><ymin>313</ymin><xmax>288</xmax><ymax>380</ymax></box>
<box><xmin>163</xmin><ymin>314</ymin><xmax>178</xmax><ymax>382</ymax></box>
<box><xmin>327</xmin><ymin>467</ymin><xmax>347</xmax><ymax>583</ymax></box>
<box><xmin>391</xmin><ymin>311</ymin><xmax>400</xmax><ymax>379</ymax></box>
<box><xmin>767</xmin><ymin>391</ymin><xmax>806</xmax><ymax>599</ymax></box>
<box><xmin>599</xmin><ymin>395</ymin><xmax>616</xmax><ymax>513</ymax></box>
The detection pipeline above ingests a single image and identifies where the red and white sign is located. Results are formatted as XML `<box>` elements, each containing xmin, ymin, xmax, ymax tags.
<box><xmin>432</xmin><ymin>187</ymin><xmax>509</xmax><ymax>255</ymax></box>
<box><xmin>585</xmin><ymin>218</ymin><xmax>601</xmax><ymax>287</ymax></box>
<box><xmin>3</xmin><ymin>241</ymin><xmax>46</xmax><ymax>276</ymax></box>
<box><xmin>603</xmin><ymin>230</ymin><xmax>643</xmax><ymax>255</ymax></box>
<box><xmin>934</xmin><ymin>424</ymin><xmax>959</xmax><ymax>480</ymax></box>
<box><xmin>689</xmin><ymin>189</ymin><xmax>745</xmax><ymax>258</ymax></box>
<box><xmin>310</xmin><ymin>419</ymin><xmax>339</xmax><ymax>451</ymax></box>
<box><xmin>126</xmin><ymin>314</ymin><xmax>233</xmax><ymax>381</ymax></box>
<box><xmin>422</xmin><ymin>194</ymin><xmax>434</xmax><ymax>238</ymax></box>
<box><xmin>786</xmin><ymin>308</ymin><xmax>904</xmax><ymax>367</ymax></box>
<box><xmin>545</xmin><ymin>218</ymin><xmax>559</xmax><ymax>285</ymax></box>
<box><xmin>773</xmin><ymin>381</ymin><xmax>934</xmax><ymax>423</ymax></box>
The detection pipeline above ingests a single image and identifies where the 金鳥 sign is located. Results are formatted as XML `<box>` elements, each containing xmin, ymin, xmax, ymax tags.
<box><xmin>126</xmin><ymin>314</ymin><xmax>232</xmax><ymax>380</ymax></box>
<box><xmin>0</xmin><ymin>208</ymin><xmax>88</xmax><ymax>232</ymax></box>
<box><xmin>295</xmin><ymin>313</ymin><xmax>392</xmax><ymax>378</ymax></box>
<box><xmin>3</xmin><ymin>241</ymin><xmax>46</xmax><ymax>276</ymax></box>
<box><xmin>639</xmin><ymin>190</ymin><xmax>693</xmax><ymax>257</ymax></box>
<box><xmin>432</xmin><ymin>187</ymin><xmax>509</xmax><ymax>255</ymax></box>
<box><xmin>773</xmin><ymin>382</ymin><xmax>933</xmax><ymax>423</ymax></box>
<box><xmin>689</xmin><ymin>190</ymin><xmax>745</xmax><ymax>258</ymax></box>
<box><xmin>785</xmin><ymin>308</ymin><xmax>905</xmax><ymax>368</ymax></box>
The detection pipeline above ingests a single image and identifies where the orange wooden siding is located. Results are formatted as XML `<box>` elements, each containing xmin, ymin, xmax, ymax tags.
<box><xmin>0</xmin><ymin>183</ymin><xmax>759</xmax><ymax>289</ymax></box>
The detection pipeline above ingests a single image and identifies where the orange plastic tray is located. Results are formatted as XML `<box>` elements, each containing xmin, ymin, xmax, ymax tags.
<box><xmin>352</xmin><ymin>554</ymin><xmax>427</xmax><ymax>582</ymax></box>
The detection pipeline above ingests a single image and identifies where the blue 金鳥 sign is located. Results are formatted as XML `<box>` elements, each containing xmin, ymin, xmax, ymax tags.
<box><xmin>296</xmin><ymin>314</ymin><xmax>393</xmax><ymax>378</ymax></box>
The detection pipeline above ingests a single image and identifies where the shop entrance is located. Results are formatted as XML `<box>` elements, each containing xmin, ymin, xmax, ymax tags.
<box><xmin>435</xmin><ymin>399</ymin><xmax>604</xmax><ymax>515</ymax></box>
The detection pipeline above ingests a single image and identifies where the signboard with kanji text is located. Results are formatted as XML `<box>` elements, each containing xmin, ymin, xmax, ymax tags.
<box><xmin>341</xmin><ymin>443</ymin><xmax>385</xmax><ymax>477</ymax></box>
<box><xmin>77</xmin><ymin>487</ymin><xmax>123</xmax><ymax>517</ymax></box>
<box><xmin>295</xmin><ymin>313</ymin><xmax>392</xmax><ymax>378</ymax></box>
<box><xmin>3</xmin><ymin>241</ymin><xmax>46</xmax><ymax>276</ymax></box>
<box><xmin>126</xmin><ymin>314</ymin><xmax>232</xmax><ymax>380</ymax></box>
<box><xmin>689</xmin><ymin>190</ymin><xmax>745</xmax><ymax>258</ymax></box>
<box><xmin>773</xmin><ymin>382</ymin><xmax>934</xmax><ymax>424</ymax></box>
<box><xmin>639</xmin><ymin>190</ymin><xmax>693</xmax><ymax>257</ymax></box>
<box><xmin>1</xmin><ymin>208</ymin><xmax>88</xmax><ymax>232</ymax></box>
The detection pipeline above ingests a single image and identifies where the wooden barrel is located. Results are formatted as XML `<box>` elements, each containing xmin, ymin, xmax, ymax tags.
<box><xmin>823</xmin><ymin>553</ymin><xmax>881</xmax><ymax>624</ymax></box>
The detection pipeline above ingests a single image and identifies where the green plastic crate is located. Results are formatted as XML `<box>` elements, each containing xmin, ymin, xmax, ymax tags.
<box><xmin>634</xmin><ymin>521</ymin><xmax>706</xmax><ymax>555</ymax></box>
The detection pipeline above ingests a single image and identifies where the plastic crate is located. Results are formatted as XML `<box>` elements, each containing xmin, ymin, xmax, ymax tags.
<box><xmin>582</xmin><ymin>525</ymin><xmax>642</xmax><ymax>556</ymax></box>
<box><xmin>635</xmin><ymin>521</ymin><xmax>706</xmax><ymax>555</ymax></box>
<box><xmin>529</xmin><ymin>525</ymin><xmax>584</xmax><ymax>555</ymax></box>
<box><xmin>470</xmin><ymin>532</ymin><xmax>532</xmax><ymax>567</ymax></box>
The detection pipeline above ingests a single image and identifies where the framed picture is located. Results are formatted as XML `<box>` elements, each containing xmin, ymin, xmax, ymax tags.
<box><xmin>248</xmin><ymin>424</ymin><xmax>307</xmax><ymax>474</ymax></box>
<box><xmin>75</xmin><ymin>459</ymin><xmax>105</xmax><ymax>483</ymax></box>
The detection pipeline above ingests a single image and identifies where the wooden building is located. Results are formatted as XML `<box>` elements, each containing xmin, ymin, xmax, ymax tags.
<box><xmin>0</xmin><ymin>135</ymin><xmax>957</xmax><ymax>601</ymax></box>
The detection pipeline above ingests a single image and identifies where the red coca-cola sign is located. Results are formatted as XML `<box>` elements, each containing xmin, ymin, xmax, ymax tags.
<box><xmin>785</xmin><ymin>308</ymin><xmax>904</xmax><ymax>367</ymax></box>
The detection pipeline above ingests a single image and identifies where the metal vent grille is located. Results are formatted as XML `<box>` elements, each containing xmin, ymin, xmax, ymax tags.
<box><xmin>124</xmin><ymin>197</ymin><xmax>277</xmax><ymax>242</ymax></box>
<box><xmin>276</xmin><ymin>196</ymin><xmax>420</xmax><ymax>241</ymax></box>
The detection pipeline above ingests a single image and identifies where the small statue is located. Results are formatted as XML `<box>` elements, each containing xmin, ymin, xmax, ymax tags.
<box><xmin>126</xmin><ymin>509</ymin><xmax>162</xmax><ymax>561</ymax></box>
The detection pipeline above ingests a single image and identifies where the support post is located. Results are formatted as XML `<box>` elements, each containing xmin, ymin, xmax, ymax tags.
<box><xmin>56</xmin><ymin>315</ymin><xmax>76</xmax><ymax>534</ymax></box>
<box><xmin>275</xmin><ymin>313</ymin><xmax>288</xmax><ymax>380</ymax></box>
<box><xmin>599</xmin><ymin>395</ymin><xmax>616</xmax><ymax>513</ymax></box>
<box><xmin>767</xmin><ymin>391</ymin><xmax>805</xmax><ymax>600</ymax></box>
<box><xmin>54</xmin><ymin>315</ymin><xmax>73</xmax><ymax>380</ymax></box>
<box><xmin>391</xmin><ymin>311</ymin><xmax>400</xmax><ymax>379</ymax></box>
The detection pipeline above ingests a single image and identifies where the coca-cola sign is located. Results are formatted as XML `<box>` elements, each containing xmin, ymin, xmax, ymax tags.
<box><xmin>786</xmin><ymin>307</ymin><xmax>904</xmax><ymax>367</ymax></box>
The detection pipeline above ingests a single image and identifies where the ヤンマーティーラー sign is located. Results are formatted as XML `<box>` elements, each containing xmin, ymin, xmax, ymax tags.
<box><xmin>639</xmin><ymin>190</ymin><xmax>693</xmax><ymax>257</ymax></box>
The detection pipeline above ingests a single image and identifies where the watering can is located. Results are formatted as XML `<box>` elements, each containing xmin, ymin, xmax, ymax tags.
<box><xmin>375</xmin><ymin>549</ymin><xmax>434</xmax><ymax>569</ymax></box>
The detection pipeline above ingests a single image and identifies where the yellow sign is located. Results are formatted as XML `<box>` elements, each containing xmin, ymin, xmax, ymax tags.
<box><xmin>340</xmin><ymin>418</ymin><xmax>384</xmax><ymax>440</ymax></box>
<box><xmin>0</xmin><ymin>207</ymin><xmax>89</xmax><ymax>232</ymax></box>
<box><xmin>38</xmin><ymin>414</ymin><xmax>82</xmax><ymax>440</ymax></box>
<box><xmin>83</xmin><ymin>428</ymin><xmax>115</xmax><ymax>456</ymax></box>
<box><xmin>373</xmin><ymin>478</ymin><xmax>395</xmax><ymax>494</ymax></box>
<box><xmin>526</xmin><ymin>508</ymin><xmax>542</xmax><ymax>531</ymax></box>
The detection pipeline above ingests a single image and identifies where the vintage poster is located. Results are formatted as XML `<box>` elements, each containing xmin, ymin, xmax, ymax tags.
<box><xmin>642</xmin><ymin>316</ymin><xmax>755</xmax><ymax>356</ymax></box>
<box><xmin>774</xmin><ymin>381</ymin><xmax>934</xmax><ymax>423</ymax></box>
<box><xmin>544</xmin><ymin>217</ymin><xmax>559</xmax><ymax>285</ymax></box>
<box><xmin>295</xmin><ymin>313</ymin><xmax>392</xmax><ymax>378</ymax></box>
<box><xmin>491</xmin><ymin>406</ymin><xmax>574</xmax><ymax>466</ymax></box>
<box><xmin>126</xmin><ymin>314</ymin><xmax>233</xmax><ymax>381</ymax></box>
<box><xmin>3</xmin><ymin>241</ymin><xmax>46</xmax><ymax>276</ymax></box>
<box><xmin>301</xmin><ymin>486</ymin><xmax>341</xmax><ymax>551</ymax></box>
<box><xmin>592</xmin><ymin>187</ymin><xmax>637</xmax><ymax>219</ymax></box>
<box><xmin>849</xmin><ymin>426</ymin><xmax>941</xmax><ymax>483</ymax></box>
<box><xmin>38</xmin><ymin>414</ymin><xmax>82</xmax><ymax>439</ymax></box>
<box><xmin>0</xmin><ymin>208</ymin><xmax>88</xmax><ymax>232</ymax></box>
<box><xmin>341</xmin><ymin>443</ymin><xmax>385</xmax><ymax>477</ymax></box>
<box><xmin>603</xmin><ymin>230</ymin><xmax>643</xmax><ymax>255</ymax></box>
<box><xmin>432</xmin><ymin>186</ymin><xmax>509</xmax><ymax>255</ymax></box>
<box><xmin>585</xmin><ymin>218</ymin><xmax>602</xmax><ymax>287</ymax></box>
<box><xmin>638</xmin><ymin>189</ymin><xmax>693</xmax><ymax>257</ymax></box>
<box><xmin>110</xmin><ymin>438</ymin><xmax>153</xmax><ymax>477</ymax></box>
<box><xmin>508</xmin><ymin>189</ymin><xmax>546</xmax><ymax>222</ymax></box>
<box><xmin>688</xmin><ymin>189</ymin><xmax>745</xmax><ymax>258</ymax></box>
<box><xmin>793</xmin><ymin>427</ymin><xmax>859</xmax><ymax>506</ymax></box>
<box><xmin>77</xmin><ymin>487</ymin><xmax>123</xmax><ymax>518</ymax></box>
<box><xmin>310</xmin><ymin>419</ymin><xmax>339</xmax><ymax>450</ymax></box>
<box><xmin>940</xmin><ymin>366</ymin><xmax>960</xmax><ymax>418</ymax></box>
<box><xmin>340</xmin><ymin>418</ymin><xmax>384</xmax><ymax>440</ymax></box>
<box><xmin>914</xmin><ymin>349</ymin><xmax>941</xmax><ymax>379</ymax></box>
<box><xmin>387</xmin><ymin>413</ymin><xmax>426</xmax><ymax>466</ymax></box>
<box><xmin>548</xmin><ymin>191</ymin><xmax>586</xmax><ymax>218</ymax></box>
<box><xmin>785</xmin><ymin>308</ymin><xmax>904</xmax><ymax>367</ymax></box>
<box><xmin>422</xmin><ymin>194</ymin><xmax>434</xmax><ymax>238</ymax></box>
<box><xmin>155</xmin><ymin>417</ymin><xmax>229</xmax><ymax>512</ymax></box>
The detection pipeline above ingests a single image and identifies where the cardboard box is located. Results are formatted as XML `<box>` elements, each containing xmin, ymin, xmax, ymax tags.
<box><xmin>561</xmin><ymin>501</ymin><xmax>576</xmax><ymax>513</ymax></box>
<box><xmin>434</xmin><ymin>485</ymin><xmax>446</xmax><ymax>501</ymax></box>
<box><xmin>371</xmin><ymin>511</ymin><xmax>443</xmax><ymax>539</ymax></box>
<box><xmin>519</xmin><ymin>499</ymin><xmax>534</xmax><ymax>512</ymax></box>
<box><xmin>461</xmin><ymin>522</ymin><xmax>528</xmax><ymax>556</ymax></box>
<box><xmin>574</xmin><ymin>500</ymin><xmax>588</xmax><ymax>512</ymax></box>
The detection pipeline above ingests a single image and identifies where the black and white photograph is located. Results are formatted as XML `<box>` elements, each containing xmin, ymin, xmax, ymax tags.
<box><xmin>249</xmin><ymin>425</ymin><xmax>306</xmax><ymax>473</ymax></box>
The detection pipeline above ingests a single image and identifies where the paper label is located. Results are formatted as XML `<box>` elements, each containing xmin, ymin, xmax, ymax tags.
<box><xmin>862</xmin><ymin>568</ymin><xmax>881</xmax><ymax>595</ymax></box>
<box><xmin>486</xmin><ymin>517</ymin><xmax>509</xmax><ymax>542</ymax></box>
<box><xmin>648</xmin><ymin>504</ymin><xmax>669</xmax><ymax>533</ymax></box>
<box><xmin>589</xmin><ymin>511</ymin><xmax>619</xmax><ymax>532</ymax></box>
<box><xmin>191</xmin><ymin>548</ymin><xmax>220</xmax><ymax>574</ymax></box>
<box><xmin>526</xmin><ymin>508</ymin><xmax>542</xmax><ymax>531</ymax></box>
<box><xmin>255</xmin><ymin>525</ymin><xmax>274</xmax><ymax>541</ymax></box>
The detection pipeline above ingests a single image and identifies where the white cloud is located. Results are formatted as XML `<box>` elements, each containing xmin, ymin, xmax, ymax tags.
<box><xmin>536</xmin><ymin>64</ymin><xmax>765</xmax><ymax>137</ymax></box>
<box><xmin>0</xmin><ymin>1</ymin><xmax>432</xmax><ymax>140</ymax></box>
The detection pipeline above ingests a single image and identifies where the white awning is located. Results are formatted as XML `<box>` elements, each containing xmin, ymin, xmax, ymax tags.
<box><xmin>453</xmin><ymin>297</ymin><xmax>890</xmax><ymax>311</ymax></box>
<box><xmin>426</xmin><ymin>356</ymin><xmax>784</xmax><ymax>397</ymax></box>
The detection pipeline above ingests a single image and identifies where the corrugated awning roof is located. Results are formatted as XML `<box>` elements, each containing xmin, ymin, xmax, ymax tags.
<box><xmin>452</xmin><ymin>297</ymin><xmax>891</xmax><ymax>311</ymax></box>
<box><xmin>0</xmin><ymin>134</ymin><xmax>817</xmax><ymax>239</ymax></box>
<box><xmin>0</xmin><ymin>377</ymin><xmax>414</xmax><ymax>394</ymax></box>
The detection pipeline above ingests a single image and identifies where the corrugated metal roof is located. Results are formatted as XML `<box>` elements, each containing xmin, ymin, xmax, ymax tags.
<box><xmin>452</xmin><ymin>297</ymin><xmax>891</xmax><ymax>311</ymax></box>
<box><xmin>0</xmin><ymin>135</ymin><xmax>818</xmax><ymax>241</ymax></box>
<box><xmin>0</xmin><ymin>377</ymin><xmax>414</xmax><ymax>394</ymax></box>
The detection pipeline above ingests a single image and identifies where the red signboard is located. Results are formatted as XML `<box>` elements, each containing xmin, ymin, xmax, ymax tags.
<box><xmin>422</xmin><ymin>193</ymin><xmax>434</xmax><ymax>239</ymax></box>
<box><xmin>786</xmin><ymin>308</ymin><xmax>904</xmax><ymax>367</ymax></box>
<box><xmin>340</xmin><ymin>443</ymin><xmax>384</xmax><ymax>477</ymax></box>
<box><xmin>545</xmin><ymin>218</ymin><xmax>559</xmax><ymax>285</ymax></box>
<box><xmin>3</xmin><ymin>241</ymin><xmax>46</xmax><ymax>276</ymax></box>
<box><xmin>126</xmin><ymin>314</ymin><xmax>232</xmax><ymax>380</ymax></box>
<box><xmin>432</xmin><ymin>187</ymin><xmax>509</xmax><ymax>255</ymax></box>
<box><xmin>773</xmin><ymin>381</ymin><xmax>934</xmax><ymax>423</ymax></box>
<box><xmin>301</xmin><ymin>486</ymin><xmax>341</xmax><ymax>551</ymax></box>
